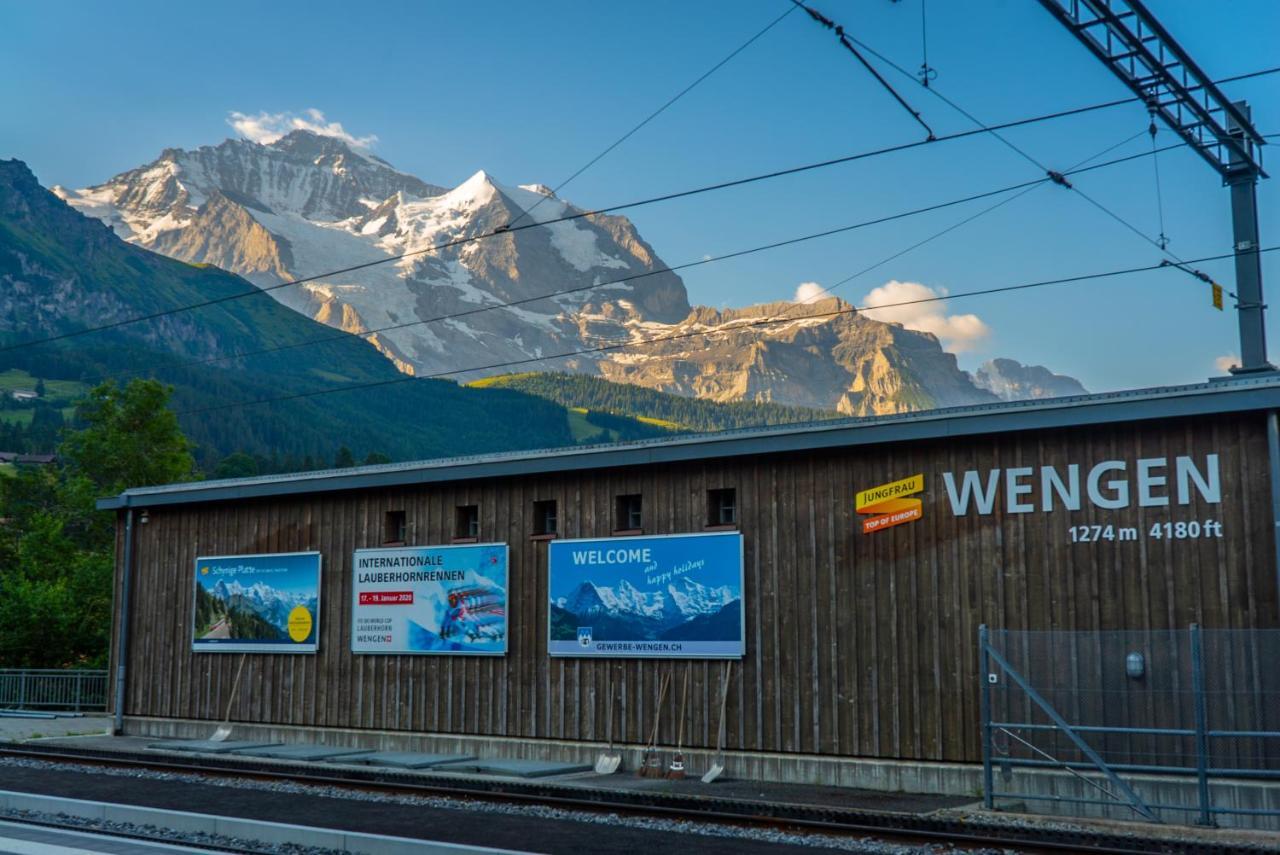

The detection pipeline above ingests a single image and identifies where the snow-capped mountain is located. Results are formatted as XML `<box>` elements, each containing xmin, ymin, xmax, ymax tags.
<box><xmin>56</xmin><ymin>130</ymin><xmax>689</xmax><ymax>379</ymax></box>
<box><xmin>560</xmin><ymin>577</ymin><xmax>735</xmax><ymax>625</ymax></box>
<box><xmin>563</xmin><ymin>579</ymin><xmax>667</xmax><ymax>621</ymax></box>
<box><xmin>58</xmin><ymin>131</ymin><xmax>1081</xmax><ymax>414</ymax></box>
<box><xmin>667</xmin><ymin>577</ymin><xmax>735</xmax><ymax>617</ymax></box>
<box><xmin>210</xmin><ymin>578</ymin><xmax>314</xmax><ymax>627</ymax></box>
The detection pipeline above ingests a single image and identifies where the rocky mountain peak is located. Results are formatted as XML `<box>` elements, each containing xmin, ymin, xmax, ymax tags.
<box><xmin>53</xmin><ymin>135</ymin><xmax>1083</xmax><ymax>416</ymax></box>
<box><xmin>973</xmin><ymin>357</ymin><xmax>1089</xmax><ymax>401</ymax></box>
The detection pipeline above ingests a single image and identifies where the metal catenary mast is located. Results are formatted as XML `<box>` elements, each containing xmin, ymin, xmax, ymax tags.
<box><xmin>1037</xmin><ymin>0</ymin><xmax>1272</xmax><ymax>372</ymax></box>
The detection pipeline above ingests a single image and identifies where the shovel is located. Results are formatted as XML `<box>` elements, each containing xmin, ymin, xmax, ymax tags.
<box><xmin>208</xmin><ymin>653</ymin><xmax>247</xmax><ymax>742</ymax></box>
<box><xmin>638</xmin><ymin>673</ymin><xmax>671</xmax><ymax>777</ymax></box>
<box><xmin>666</xmin><ymin>667</ymin><xmax>690</xmax><ymax>779</ymax></box>
<box><xmin>594</xmin><ymin>672</ymin><xmax>621</xmax><ymax>774</ymax></box>
<box><xmin>701</xmin><ymin>661</ymin><xmax>733</xmax><ymax>783</ymax></box>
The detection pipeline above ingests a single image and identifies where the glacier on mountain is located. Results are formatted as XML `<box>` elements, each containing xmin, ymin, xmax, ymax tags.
<box><xmin>55</xmin><ymin>129</ymin><xmax>1082</xmax><ymax>413</ymax></box>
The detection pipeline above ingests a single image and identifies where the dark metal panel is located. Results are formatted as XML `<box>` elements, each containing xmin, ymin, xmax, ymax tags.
<box><xmin>99</xmin><ymin>382</ymin><xmax>1280</xmax><ymax>511</ymax></box>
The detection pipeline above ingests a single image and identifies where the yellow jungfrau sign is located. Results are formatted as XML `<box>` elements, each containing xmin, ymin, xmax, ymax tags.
<box><xmin>857</xmin><ymin>473</ymin><xmax>925</xmax><ymax>534</ymax></box>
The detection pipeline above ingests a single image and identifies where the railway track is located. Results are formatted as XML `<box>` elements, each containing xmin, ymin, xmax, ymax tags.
<box><xmin>0</xmin><ymin>743</ymin><xmax>1250</xmax><ymax>854</ymax></box>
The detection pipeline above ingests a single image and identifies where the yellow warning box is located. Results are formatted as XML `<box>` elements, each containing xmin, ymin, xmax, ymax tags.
<box><xmin>857</xmin><ymin>473</ymin><xmax>925</xmax><ymax>534</ymax></box>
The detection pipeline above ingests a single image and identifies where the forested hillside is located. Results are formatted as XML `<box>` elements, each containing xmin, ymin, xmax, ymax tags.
<box><xmin>470</xmin><ymin>372</ymin><xmax>838</xmax><ymax>433</ymax></box>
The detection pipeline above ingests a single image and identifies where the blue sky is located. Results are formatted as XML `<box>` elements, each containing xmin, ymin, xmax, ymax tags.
<box><xmin>3</xmin><ymin>0</ymin><xmax>1278</xmax><ymax>392</ymax></box>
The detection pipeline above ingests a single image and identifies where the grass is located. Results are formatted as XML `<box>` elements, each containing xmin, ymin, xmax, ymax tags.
<box><xmin>0</xmin><ymin>463</ymin><xmax>14</xmax><ymax>478</ymax></box>
<box><xmin>308</xmin><ymin>368</ymin><xmax>354</xmax><ymax>383</ymax></box>
<box><xmin>567</xmin><ymin>407</ymin><xmax>613</xmax><ymax>443</ymax></box>
<box><xmin>0</xmin><ymin>368</ymin><xmax>87</xmax><ymax>400</ymax></box>
<box><xmin>0</xmin><ymin>406</ymin><xmax>76</xmax><ymax>427</ymax></box>
<box><xmin>465</xmin><ymin>372</ymin><xmax>538</xmax><ymax>389</ymax></box>
<box><xmin>635</xmin><ymin>415</ymin><xmax>682</xmax><ymax>430</ymax></box>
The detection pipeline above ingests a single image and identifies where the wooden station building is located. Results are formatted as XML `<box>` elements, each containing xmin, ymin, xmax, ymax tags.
<box><xmin>100</xmin><ymin>377</ymin><xmax>1280</xmax><ymax>788</ymax></box>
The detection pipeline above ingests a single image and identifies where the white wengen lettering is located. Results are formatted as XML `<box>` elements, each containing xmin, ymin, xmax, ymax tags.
<box><xmin>1087</xmin><ymin>460</ymin><xmax>1130</xmax><ymax>509</ymax></box>
<box><xmin>1005</xmin><ymin>467</ymin><xmax>1035</xmax><ymax>513</ymax></box>
<box><xmin>1041</xmin><ymin>464</ymin><xmax>1081</xmax><ymax>511</ymax></box>
<box><xmin>943</xmin><ymin>469</ymin><xmax>1001</xmax><ymax>516</ymax></box>
<box><xmin>1176</xmin><ymin>454</ymin><xmax>1220</xmax><ymax>504</ymax></box>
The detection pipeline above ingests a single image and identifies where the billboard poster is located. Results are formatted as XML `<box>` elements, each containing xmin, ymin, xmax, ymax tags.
<box><xmin>351</xmin><ymin>543</ymin><xmax>508</xmax><ymax>655</ymax></box>
<box><xmin>192</xmin><ymin>552</ymin><xmax>321</xmax><ymax>653</ymax></box>
<box><xmin>548</xmin><ymin>532</ymin><xmax>744</xmax><ymax>658</ymax></box>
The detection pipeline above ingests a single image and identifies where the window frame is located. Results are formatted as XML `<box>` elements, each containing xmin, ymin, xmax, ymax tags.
<box><xmin>383</xmin><ymin>509</ymin><xmax>407</xmax><ymax>545</ymax></box>
<box><xmin>614</xmin><ymin>493</ymin><xmax>643</xmax><ymax>534</ymax></box>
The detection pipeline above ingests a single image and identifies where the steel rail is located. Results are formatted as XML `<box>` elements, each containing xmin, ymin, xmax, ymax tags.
<box><xmin>0</xmin><ymin>744</ymin><xmax>1253</xmax><ymax>854</ymax></box>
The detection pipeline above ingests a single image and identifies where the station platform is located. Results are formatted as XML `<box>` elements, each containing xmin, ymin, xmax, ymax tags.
<box><xmin>0</xmin><ymin>732</ymin><xmax>1275</xmax><ymax>854</ymax></box>
<box><xmin>33</xmin><ymin>732</ymin><xmax>975</xmax><ymax>815</ymax></box>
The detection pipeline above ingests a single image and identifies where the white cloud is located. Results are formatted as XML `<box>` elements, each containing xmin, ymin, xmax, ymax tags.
<box><xmin>227</xmin><ymin>109</ymin><xmax>378</xmax><ymax>149</ymax></box>
<box><xmin>1214</xmin><ymin>354</ymin><xmax>1239</xmax><ymax>373</ymax></box>
<box><xmin>794</xmin><ymin>281</ymin><xmax>828</xmax><ymax>304</ymax></box>
<box><xmin>859</xmin><ymin>280</ymin><xmax>990</xmax><ymax>352</ymax></box>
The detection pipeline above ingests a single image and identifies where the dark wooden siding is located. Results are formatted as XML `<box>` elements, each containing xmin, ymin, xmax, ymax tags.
<box><xmin>114</xmin><ymin>412</ymin><xmax>1280</xmax><ymax>763</ymax></box>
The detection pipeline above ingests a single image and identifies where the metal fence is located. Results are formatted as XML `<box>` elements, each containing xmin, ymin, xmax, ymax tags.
<box><xmin>0</xmin><ymin>669</ymin><xmax>108</xmax><ymax>712</ymax></box>
<box><xmin>979</xmin><ymin>626</ymin><xmax>1280</xmax><ymax>826</ymax></box>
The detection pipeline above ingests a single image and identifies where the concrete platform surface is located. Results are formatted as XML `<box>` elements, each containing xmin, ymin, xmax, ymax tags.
<box><xmin>148</xmin><ymin>739</ymin><xmax>282</xmax><ymax>755</ymax></box>
<box><xmin>41</xmin><ymin>735</ymin><xmax>976</xmax><ymax>813</ymax></box>
<box><xmin>0</xmin><ymin>715</ymin><xmax>110</xmax><ymax>743</ymax></box>
<box><xmin>229</xmin><ymin>744</ymin><xmax>374</xmax><ymax>761</ymax></box>
<box><xmin>436</xmin><ymin>758</ymin><xmax>596</xmax><ymax>778</ymax></box>
<box><xmin>342</xmin><ymin>751</ymin><xmax>479</xmax><ymax>769</ymax></box>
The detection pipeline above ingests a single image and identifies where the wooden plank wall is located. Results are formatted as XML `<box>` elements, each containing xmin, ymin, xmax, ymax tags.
<box><xmin>115</xmin><ymin>412</ymin><xmax>1279</xmax><ymax>764</ymax></box>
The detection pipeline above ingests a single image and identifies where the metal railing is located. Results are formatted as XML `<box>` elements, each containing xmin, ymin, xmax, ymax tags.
<box><xmin>979</xmin><ymin>625</ymin><xmax>1280</xmax><ymax>826</ymax></box>
<box><xmin>0</xmin><ymin>669</ymin><xmax>108</xmax><ymax>712</ymax></box>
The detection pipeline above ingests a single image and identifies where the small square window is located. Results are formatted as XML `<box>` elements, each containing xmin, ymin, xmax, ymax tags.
<box><xmin>455</xmin><ymin>504</ymin><xmax>479</xmax><ymax>540</ymax></box>
<box><xmin>708</xmin><ymin>488</ymin><xmax>737</xmax><ymax>526</ymax></box>
<box><xmin>384</xmin><ymin>510</ymin><xmax>407</xmax><ymax>544</ymax></box>
<box><xmin>615</xmin><ymin>494</ymin><xmax>642</xmax><ymax>532</ymax></box>
<box><xmin>533</xmin><ymin>499</ymin><xmax>558</xmax><ymax>536</ymax></box>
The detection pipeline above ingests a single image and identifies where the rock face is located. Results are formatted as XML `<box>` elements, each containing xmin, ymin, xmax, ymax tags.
<box><xmin>56</xmin><ymin>132</ymin><xmax>691</xmax><ymax>379</ymax></box>
<box><xmin>56</xmin><ymin>131</ymin><xmax>1070</xmax><ymax>415</ymax></box>
<box><xmin>973</xmin><ymin>357</ymin><xmax>1089</xmax><ymax>401</ymax></box>
<box><xmin>589</xmin><ymin>298</ymin><xmax>998</xmax><ymax>415</ymax></box>
<box><xmin>2</xmin><ymin>157</ymin><xmax>577</xmax><ymax>464</ymax></box>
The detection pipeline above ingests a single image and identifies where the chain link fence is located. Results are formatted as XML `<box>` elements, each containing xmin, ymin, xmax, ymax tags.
<box><xmin>980</xmin><ymin>626</ymin><xmax>1279</xmax><ymax>827</ymax></box>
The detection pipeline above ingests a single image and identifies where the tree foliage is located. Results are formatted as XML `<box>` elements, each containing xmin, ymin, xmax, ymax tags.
<box><xmin>61</xmin><ymin>379</ymin><xmax>197</xmax><ymax>494</ymax></box>
<box><xmin>0</xmin><ymin>379</ymin><xmax>197</xmax><ymax>668</ymax></box>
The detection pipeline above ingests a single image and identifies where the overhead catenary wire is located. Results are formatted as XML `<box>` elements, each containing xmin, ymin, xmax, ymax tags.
<box><xmin>798</xmin><ymin>0</ymin><xmax>1223</xmax><ymax>266</ymax></box>
<box><xmin>175</xmin><ymin>245</ymin><xmax>1277</xmax><ymax>418</ymax></box>
<box><xmin>1148</xmin><ymin>110</ymin><xmax>1171</xmax><ymax>250</ymax></box>
<box><xmin>504</xmin><ymin>3</ymin><xmax>798</xmax><ymax>231</ymax></box>
<box><xmin>790</xmin><ymin>0</ymin><xmax>935</xmax><ymax>139</ymax></box>
<box><xmin>792</xmin><ymin>126</ymin><xmax>1155</xmax><ymax>308</ymax></box>
<box><xmin>915</xmin><ymin>0</ymin><xmax>936</xmax><ymax>87</ymax></box>
<box><xmin>103</xmin><ymin>137</ymin><xmax>1188</xmax><ymax>384</ymax></box>
<box><xmin>4</xmin><ymin>65</ymin><xmax>1276</xmax><ymax>356</ymax></box>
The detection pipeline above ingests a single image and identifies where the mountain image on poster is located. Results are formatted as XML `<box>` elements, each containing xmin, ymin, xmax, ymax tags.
<box><xmin>193</xmin><ymin>553</ymin><xmax>321</xmax><ymax>651</ymax></box>
<box><xmin>548</xmin><ymin>533</ymin><xmax>744</xmax><ymax>657</ymax></box>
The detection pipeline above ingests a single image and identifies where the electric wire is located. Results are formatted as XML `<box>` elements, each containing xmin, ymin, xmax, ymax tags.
<box><xmin>110</xmin><ymin>175</ymin><xmax>1050</xmax><ymax>380</ymax></box>
<box><xmin>175</xmin><ymin>245</ymin><xmax>1276</xmax><ymax>418</ymax></box>
<box><xmin>503</xmin><ymin>4</ymin><xmax>798</xmax><ymax>232</ymax></box>
<box><xmin>918</xmin><ymin>0</ymin><xmax>935</xmax><ymax>87</ymax></box>
<box><xmin>5</xmin><ymin>66</ymin><xmax>1276</xmax><ymax>355</ymax></box>
<box><xmin>735</xmin><ymin>126</ymin><xmax>1155</xmax><ymax>323</ymax></box>
<box><xmin>804</xmin><ymin>1</ymin><xmax>1218</xmax><ymax>266</ymax></box>
<box><xmin>790</xmin><ymin>0</ymin><xmax>934</xmax><ymax>138</ymax></box>
<box><xmin>104</xmin><ymin>137</ymin><xmax>1183</xmax><ymax>384</ymax></box>
<box><xmin>1149</xmin><ymin>113</ymin><xmax>1171</xmax><ymax>249</ymax></box>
